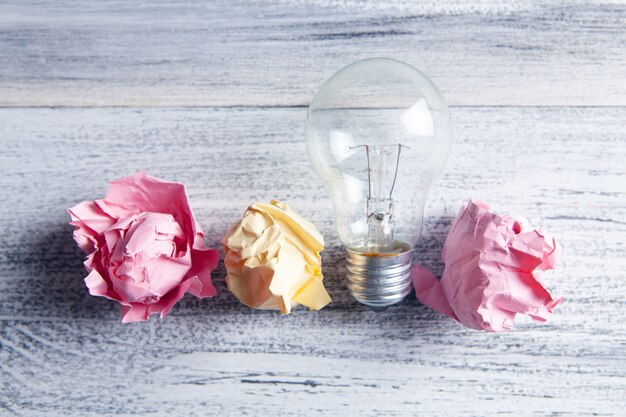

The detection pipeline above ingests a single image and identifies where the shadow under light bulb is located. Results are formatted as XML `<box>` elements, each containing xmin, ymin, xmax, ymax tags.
<box><xmin>305</xmin><ymin>58</ymin><xmax>452</xmax><ymax>309</ymax></box>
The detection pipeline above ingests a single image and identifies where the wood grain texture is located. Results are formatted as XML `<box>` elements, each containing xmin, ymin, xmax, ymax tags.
<box><xmin>2</xmin><ymin>1</ymin><xmax>626</xmax><ymax>415</ymax></box>
<box><xmin>1</xmin><ymin>0</ymin><xmax>626</xmax><ymax>107</ymax></box>
<box><xmin>1</xmin><ymin>107</ymin><xmax>624</xmax><ymax>416</ymax></box>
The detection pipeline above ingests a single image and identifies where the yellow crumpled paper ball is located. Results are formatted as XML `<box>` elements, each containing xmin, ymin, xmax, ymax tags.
<box><xmin>222</xmin><ymin>200</ymin><xmax>331</xmax><ymax>314</ymax></box>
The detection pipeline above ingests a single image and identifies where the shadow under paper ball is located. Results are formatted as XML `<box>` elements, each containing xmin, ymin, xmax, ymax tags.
<box><xmin>412</xmin><ymin>214</ymin><xmax>455</xmax><ymax>278</ymax></box>
<box><xmin>8</xmin><ymin>221</ymin><xmax>117</xmax><ymax>320</ymax></box>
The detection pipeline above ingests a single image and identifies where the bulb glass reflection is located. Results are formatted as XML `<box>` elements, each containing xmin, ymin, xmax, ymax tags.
<box><xmin>306</xmin><ymin>58</ymin><xmax>452</xmax><ymax>308</ymax></box>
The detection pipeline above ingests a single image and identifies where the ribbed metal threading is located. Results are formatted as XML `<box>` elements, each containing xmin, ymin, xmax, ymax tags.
<box><xmin>345</xmin><ymin>244</ymin><xmax>413</xmax><ymax>309</ymax></box>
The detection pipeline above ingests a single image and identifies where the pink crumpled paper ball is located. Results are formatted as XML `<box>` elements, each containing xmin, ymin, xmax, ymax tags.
<box><xmin>68</xmin><ymin>172</ymin><xmax>219</xmax><ymax>323</ymax></box>
<box><xmin>413</xmin><ymin>199</ymin><xmax>563</xmax><ymax>332</ymax></box>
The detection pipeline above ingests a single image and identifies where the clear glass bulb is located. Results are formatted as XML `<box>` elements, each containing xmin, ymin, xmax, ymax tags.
<box><xmin>305</xmin><ymin>58</ymin><xmax>452</xmax><ymax>308</ymax></box>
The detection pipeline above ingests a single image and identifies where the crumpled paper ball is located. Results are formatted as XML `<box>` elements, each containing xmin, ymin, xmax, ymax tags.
<box><xmin>222</xmin><ymin>200</ymin><xmax>331</xmax><ymax>314</ymax></box>
<box><xmin>413</xmin><ymin>199</ymin><xmax>563</xmax><ymax>332</ymax></box>
<box><xmin>68</xmin><ymin>171</ymin><xmax>219</xmax><ymax>323</ymax></box>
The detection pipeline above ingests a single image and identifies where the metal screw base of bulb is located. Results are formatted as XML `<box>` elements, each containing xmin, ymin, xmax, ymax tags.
<box><xmin>345</xmin><ymin>247</ymin><xmax>413</xmax><ymax>309</ymax></box>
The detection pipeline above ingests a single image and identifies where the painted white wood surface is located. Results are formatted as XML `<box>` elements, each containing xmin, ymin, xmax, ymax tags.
<box><xmin>1</xmin><ymin>1</ymin><xmax>625</xmax><ymax>106</ymax></box>
<box><xmin>1</xmin><ymin>1</ymin><xmax>625</xmax><ymax>416</ymax></box>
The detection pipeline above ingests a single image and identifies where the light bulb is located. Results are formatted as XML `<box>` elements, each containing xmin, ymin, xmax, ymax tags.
<box><xmin>305</xmin><ymin>58</ymin><xmax>452</xmax><ymax>309</ymax></box>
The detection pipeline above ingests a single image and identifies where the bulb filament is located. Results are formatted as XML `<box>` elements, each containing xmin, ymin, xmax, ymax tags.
<box><xmin>350</xmin><ymin>143</ymin><xmax>408</xmax><ymax>252</ymax></box>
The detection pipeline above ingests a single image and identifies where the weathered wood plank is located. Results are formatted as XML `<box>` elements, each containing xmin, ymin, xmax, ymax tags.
<box><xmin>1</xmin><ymin>321</ymin><xmax>624</xmax><ymax>416</ymax></box>
<box><xmin>1</xmin><ymin>1</ymin><xmax>625</xmax><ymax>107</ymax></box>
<box><xmin>0</xmin><ymin>106</ymin><xmax>624</xmax><ymax>415</ymax></box>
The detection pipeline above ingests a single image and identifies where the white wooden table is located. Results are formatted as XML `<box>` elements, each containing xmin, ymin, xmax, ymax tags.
<box><xmin>1</xmin><ymin>1</ymin><xmax>625</xmax><ymax>416</ymax></box>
